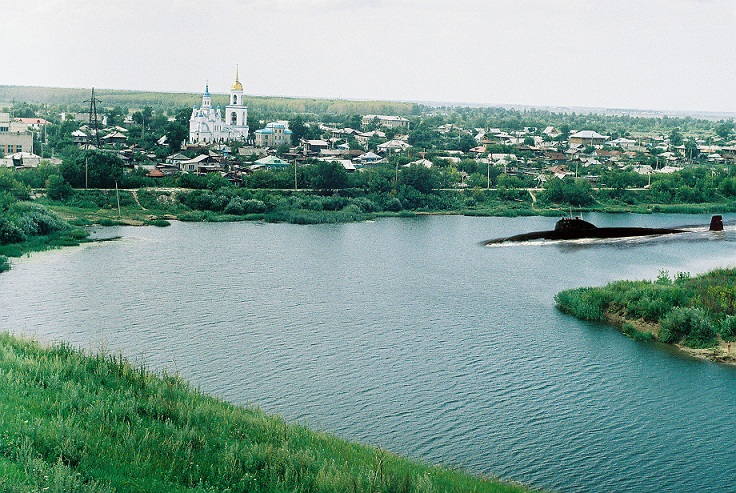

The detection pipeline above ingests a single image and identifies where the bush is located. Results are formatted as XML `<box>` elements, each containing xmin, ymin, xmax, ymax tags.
<box><xmin>659</xmin><ymin>307</ymin><xmax>716</xmax><ymax>347</ymax></box>
<box><xmin>223</xmin><ymin>197</ymin><xmax>267</xmax><ymax>215</ymax></box>
<box><xmin>621</xmin><ymin>323</ymin><xmax>655</xmax><ymax>342</ymax></box>
<box><xmin>555</xmin><ymin>287</ymin><xmax>610</xmax><ymax>321</ymax></box>
<box><xmin>0</xmin><ymin>216</ymin><xmax>26</xmax><ymax>244</ymax></box>
<box><xmin>46</xmin><ymin>174</ymin><xmax>74</xmax><ymax>201</ymax></box>
<box><xmin>718</xmin><ymin>316</ymin><xmax>736</xmax><ymax>341</ymax></box>
<box><xmin>0</xmin><ymin>255</ymin><xmax>9</xmax><ymax>273</ymax></box>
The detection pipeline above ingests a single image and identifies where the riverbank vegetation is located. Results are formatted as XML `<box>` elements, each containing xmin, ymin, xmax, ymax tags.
<box><xmin>0</xmin><ymin>169</ymin><xmax>89</xmax><ymax>266</ymax></box>
<box><xmin>555</xmin><ymin>269</ymin><xmax>736</xmax><ymax>359</ymax></box>
<box><xmin>0</xmin><ymin>332</ymin><xmax>534</xmax><ymax>492</ymax></box>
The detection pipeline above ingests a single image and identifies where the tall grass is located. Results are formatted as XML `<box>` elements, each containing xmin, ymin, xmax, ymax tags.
<box><xmin>0</xmin><ymin>332</ymin><xmax>535</xmax><ymax>493</ymax></box>
<box><xmin>556</xmin><ymin>269</ymin><xmax>736</xmax><ymax>348</ymax></box>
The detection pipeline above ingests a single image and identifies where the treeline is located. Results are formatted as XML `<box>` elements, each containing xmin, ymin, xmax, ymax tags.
<box><xmin>555</xmin><ymin>269</ymin><xmax>736</xmax><ymax>348</ymax></box>
<box><xmin>0</xmin><ymin>85</ymin><xmax>418</xmax><ymax>120</ymax></box>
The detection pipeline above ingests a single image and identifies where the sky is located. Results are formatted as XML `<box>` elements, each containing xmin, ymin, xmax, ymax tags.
<box><xmin>3</xmin><ymin>0</ymin><xmax>736</xmax><ymax>113</ymax></box>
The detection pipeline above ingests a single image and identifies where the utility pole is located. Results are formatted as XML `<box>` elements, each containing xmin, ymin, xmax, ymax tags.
<box><xmin>83</xmin><ymin>88</ymin><xmax>102</xmax><ymax>148</ymax></box>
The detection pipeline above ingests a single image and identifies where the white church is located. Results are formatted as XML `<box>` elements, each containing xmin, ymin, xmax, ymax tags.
<box><xmin>188</xmin><ymin>69</ymin><xmax>249</xmax><ymax>145</ymax></box>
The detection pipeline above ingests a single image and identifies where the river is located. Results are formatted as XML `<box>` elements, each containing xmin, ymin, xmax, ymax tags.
<box><xmin>2</xmin><ymin>213</ymin><xmax>736</xmax><ymax>493</ymax></box>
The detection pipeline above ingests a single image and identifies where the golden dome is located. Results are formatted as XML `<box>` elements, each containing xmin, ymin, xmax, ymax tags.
<box><xmin>231</xmin><ymin>66</ymin><xmax>243</xmax><ymax>91</ymax></box>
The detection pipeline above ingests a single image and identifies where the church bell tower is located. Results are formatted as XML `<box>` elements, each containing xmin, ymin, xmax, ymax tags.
<box><xmin>225</xmin><ymin>66</ymin><xmax>249</xmax><ymax>140</ymax></box>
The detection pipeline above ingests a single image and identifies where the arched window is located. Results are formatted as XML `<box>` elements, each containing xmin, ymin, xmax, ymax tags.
<box><xmin>233</xmin><ymin>95</ymin><xmax>238</xmax><ymax>105</ymax></box>
<box><xmin>231</xmin><ymin>113</ymin><xmax>237</xmax><ymax>125</ymax></box>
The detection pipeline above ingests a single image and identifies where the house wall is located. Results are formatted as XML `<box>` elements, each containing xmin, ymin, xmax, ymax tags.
<box><xmin>0</xmin><ymin>132</ymin><xmax>33</xmax><ymax>155</ymax></box>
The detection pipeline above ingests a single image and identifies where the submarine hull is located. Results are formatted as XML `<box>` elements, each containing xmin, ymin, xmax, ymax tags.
<box><xmin>485</xmin><ymin>226</ymin><xmax>685</xmax><ymax>245</ymax></box>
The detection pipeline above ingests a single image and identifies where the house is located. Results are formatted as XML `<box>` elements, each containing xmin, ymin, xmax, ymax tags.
<box><xmin>377</xmin><ymin>139</ymin><xmax>412</xmax><ymax>153</ymax></box>
<box><xmin>361</xmin><ymin>115</ymin><xmax>410</xmax><ymax>130</ymax></box>
<box><xmin>405</xmin><ymin>158</ymin><xmax>433</xmax><ymax>168</ymax></box>
<box><xmin>102</xmin><ymin>131</ymin><xmax>128</xmax><ymax>145</ymax></box>
<box><xmin>331</xmin><ymin>128</ymin><xmax>358</xmax><ymax>139</ymax></box>
<box><xmin>569</xmin><ymin>130</ymin><xmax>609</xmax><ymax>146</ymax></box>
<box><xmin>317</xmin><ymin>158</ymin><xmax>356</xmax><ymax>172</ymax></box>
<box><xmin>251</xmin><ymin>155</ymin><xmax>290</xmax><ymax>170</ymax></box>
<box><xmin>609</xmin><ymin>137</ymin><xmax>637</xmax><ymax>149</ymax></box>
<box><xmin>303</xmin><ymin>139</ymin><xmax>329</xmax><ymax>155</ymax></box>
<box><xmin>255</xmin><ymin>121</ymin><xmax>293</xmax><ymax>147</ymax></box>
<box><xmin>354</xmin><ymin>151</ymin><xmax>383</xmax><ymax>165</ymax></box>
<box><xmin>542</xmin><ymin>126</ymin><xmax>561</xmax><ymax>138</ymax></box>
<box><xmin>166</xmin><ymin>153</ymin><xmax>190</xmax><ymax>166</ymax></box>
<box><xmin>179</xmin><ymin>154</ymin><xmax>214</xmax><ymax>172</ymax></box>
<box><xmin>13</xmin><ymin>117</ymin><xmax>50</xmax><ymax>131</ymax></box>
<box><xmin>543</xmin><ymin>151</ymin><xmax>566</xmax><ymax>163</ymax></box>
<box><xmin>354</xmin><ymin>130</ymin><xmax>386</xmax><ymax>146</ymax></box>
<box><xmin>0</xmin><ymin>114</ymin><xmax>33</xmax><ymax>155</ymax></box>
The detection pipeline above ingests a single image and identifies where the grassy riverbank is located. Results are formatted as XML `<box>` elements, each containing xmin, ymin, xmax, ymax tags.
<box><xmin>555</xmin><ymin>269</ymin><xmax>736</xmax><ymax>363</ymax></box>
<box><xmin>0</xmin><ymin>332</ymin><xmax>536</xmax><ymax>492</ymax></box>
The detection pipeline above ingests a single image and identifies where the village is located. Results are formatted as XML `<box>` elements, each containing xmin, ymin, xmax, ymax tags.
<box><xmin>1</xmin><ymin>72</ymin><xmax>736</xmax><ymax>195</ymax></box>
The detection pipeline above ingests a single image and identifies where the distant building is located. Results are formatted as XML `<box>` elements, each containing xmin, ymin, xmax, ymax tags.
<box><xmin>0</xmin><ymin>113</ymin><xmax>33</xmax><ymax>155</ymax></box>
<box><xmin>255</xmin><ymin>121</ymin><xmax>293</xmax><ymax>147</ymax></box>
<box><xmin>251</xmin><ymin>155</ymin><xmax>290</xmax><ymax>169</ymax></box>
<box><xmin>569</xmin><ymin>130</ymin><xmax>609</xmax><ymax>146</ymax></box>
<box><xmin>303</xmin><ymin>139</ymin><xmax>329</xmax><ymax>155</ymax></box>
<box><xmin>361</xmin><ymin>115</ymin><xmax>410</xmax><ymax>130</ymax></box>
<box><xmin>189</xmin><ymin>68</ymin><xmax>249</xmax><ymax>145</ymax></box>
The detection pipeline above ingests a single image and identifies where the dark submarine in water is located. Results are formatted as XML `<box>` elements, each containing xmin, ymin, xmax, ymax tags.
<box><xmin>483</xmin><ymin>214</ymin><xmax>724</xmax><ymax>245</ymax></box>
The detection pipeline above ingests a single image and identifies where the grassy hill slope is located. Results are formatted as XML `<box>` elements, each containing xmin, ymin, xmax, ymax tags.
<box><xmin>0</xmin><ymin>332</ymin><xmax>536</xmax><ymax>492</ymax></box>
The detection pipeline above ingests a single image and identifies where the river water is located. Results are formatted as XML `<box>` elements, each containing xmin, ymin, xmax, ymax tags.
<box><xmin>2</xmin><ymin>213</ymin><xmax>736</xmax><ymax>493</ymax></box>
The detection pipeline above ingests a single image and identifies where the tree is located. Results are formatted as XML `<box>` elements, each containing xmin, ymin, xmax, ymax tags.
<box><xmin>399</xmin><ymin>163</ymin><xmax>439</xmax><ymax>194</ymax></box>
<box><xmin>289</xmin><ymin>115</ymin><xmax>308</xmax><ymax>143</ymax></box>
<box><xmin>457</xmin><ymin>134</ymin><xmax>478</xmax><ymax>153</ymax></box>
<box><xmin>307</xmin><ymin>161</ymin><xmax>348</xmax><ymax>191</ymax></box>
<box><xmin>669</xmin><ymin>128</ymin><xmax>683</xmax><ymax>147</ymax></box>
<box><xmin>684</xmin><ymin>138</ymin><xmax>700</xmax><ymax>160</ymax></box>
<box><xmin>715</xmin><ymin>120</ymin><xmax>735</xmax><ymax>141</ymax></box>
<box><xmin>60</xmin><ymin>150</ymin><xmax>125</xmax><ymax>188</ymax></box>
<box><xmin>165</xmin><ymin>120</ymin><xmax>189</xmax><ymax>153</ymax></box>
<box><xmin>541</xmin><ymin>178</ymin><xmax>595</xmax><ymax>206</ymax></box>
<box><xmin>45</xmin><ymin>174</ymin><xmax>73</xmax><ymax>200</ymax></box>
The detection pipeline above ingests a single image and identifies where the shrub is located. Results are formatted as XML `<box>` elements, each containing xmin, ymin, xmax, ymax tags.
<box><xmin>621</xmin><ymin>323</ymin><xmax>655</xmax><ymax>342</ymax></box>
<box><xmin>555</xmin><ymin>288</ymin><xmax>610</xmax><ymax>321</ymax></box>
<box><xmin>46</xmin><ymin>174</ymin><xmax>74</xmax><ymax>201</ymax></box>
<box><xmin>0</xmin><ymin>216</ymin><xmax>26</xmax><ymax>244</ymax></box>
<box><xmin>718</xmin><ymin>316</ymin><xmax>736</xmax><ymax>341</ymax></box>
<box><xmin>223</xmin><ymin>197</ymin><xmax>267</xmax><ymax>215</ymax></box>
<box><xmin>0</xmin><ymin>255</ymin><xmax>9</xmax><ymax>273</ymax></box>
<box><xmin>659</xmin><ymin>307</ymin><xmax>716</xmax><ymax>347</ymax></box>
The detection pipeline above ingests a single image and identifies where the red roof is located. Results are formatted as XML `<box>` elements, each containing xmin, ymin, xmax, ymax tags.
<box><xmin>147</xmin><ymin>169</ymin><xmax>165</xmax><ymax>178</ymax></box>
<box><xmin>15</xmin><ymin>117</ymin><xmax>50</xmax><ymax>125</ymax></box>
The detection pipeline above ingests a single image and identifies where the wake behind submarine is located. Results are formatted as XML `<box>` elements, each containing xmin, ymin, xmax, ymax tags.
<box><xmin>483</xmin><ymin>215</ymin><xmax>724</xmax><ymax>245</ymax></box>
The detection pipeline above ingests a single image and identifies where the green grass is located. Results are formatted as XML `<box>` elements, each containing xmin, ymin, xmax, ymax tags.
<box><xmin>556</xmin><ymin>269</ymin><xmax>736</xmax><ymax>348</ymax></box>
<box><xmin>0</xmin><ymin>332</ymin><xmax>538</xmax><ymax>493</ymax></box>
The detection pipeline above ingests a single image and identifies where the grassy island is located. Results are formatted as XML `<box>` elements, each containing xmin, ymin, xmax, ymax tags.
<box><xmin>555</xmin><ymin>269</ymin><xmax>736</xmax><ymax>363</ymax></box>
<box><xmin>0</xmin><ymin>333</ymin><xmax>535</xmax><ymax>493</ymax></box>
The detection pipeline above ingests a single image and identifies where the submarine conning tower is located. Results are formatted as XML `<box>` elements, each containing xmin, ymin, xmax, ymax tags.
<box><xmin>710</xmin><ymin>215</ymin><xmax>724</xmax><ymax>231</ymax></box>
<box><xmin>554</xmin><ymin>217</ymin><xmax>597</xmax><ymax>232</ymax></box>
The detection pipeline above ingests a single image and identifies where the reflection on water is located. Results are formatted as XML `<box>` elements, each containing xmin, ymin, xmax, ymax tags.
<box><xmin>2</xmin><ymin>213</ymin><xmax>736</xmax><ymax>493</ymax></box>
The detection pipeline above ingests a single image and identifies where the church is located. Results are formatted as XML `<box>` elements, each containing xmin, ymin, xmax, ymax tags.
<box><xmin>188</xmin><ymin>69</ymin><xmax>249</xmax><ymax>145</ymax></box>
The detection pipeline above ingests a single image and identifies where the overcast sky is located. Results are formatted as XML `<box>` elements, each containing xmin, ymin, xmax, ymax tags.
<box><xmin>4</xmin><ymin>0</ymin><xmax>736</xmax><ymax>113</ymax></box>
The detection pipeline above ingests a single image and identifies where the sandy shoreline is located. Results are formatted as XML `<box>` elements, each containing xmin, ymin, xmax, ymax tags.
<box><xmin>605</xmin><ymin>311</ymin><xmax>736</xmax><ymax>366</ymax></box>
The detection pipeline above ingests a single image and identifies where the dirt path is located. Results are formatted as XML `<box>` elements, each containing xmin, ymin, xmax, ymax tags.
<box><xmin>131</xmin><ymin>190</ymin><xmax>147</xmax><ymax>211</ymax></box>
